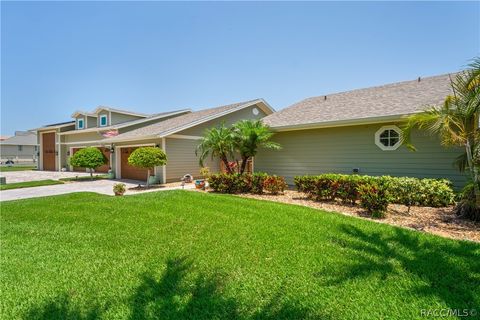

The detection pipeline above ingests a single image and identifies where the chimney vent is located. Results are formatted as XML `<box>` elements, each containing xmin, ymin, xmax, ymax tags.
<box><xmin>418</xmin><ymin>77</ymin><xmax>421</xmax><ymax>82</ymax></box>
<box><xmin>324</xmin><ymin>95</ymin><xmax>327</xmax><ymax>101</ymax></box>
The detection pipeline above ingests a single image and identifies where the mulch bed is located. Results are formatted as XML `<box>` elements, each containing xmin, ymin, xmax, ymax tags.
<box><xmin>230</xmin><ymin>190</ymin><xmax>480</xmax><ymax>242</ymax></box>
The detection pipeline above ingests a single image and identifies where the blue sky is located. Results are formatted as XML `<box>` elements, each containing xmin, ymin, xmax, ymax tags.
<box><xmin>1</xmin><ymin>1</ymin><xmax>479</xmax><ymax>135</ymax></box>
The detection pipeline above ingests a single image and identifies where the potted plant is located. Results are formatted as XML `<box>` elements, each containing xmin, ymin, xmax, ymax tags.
<box><xmin>113</xmin><ymin>183</ymin><xmax>126</xmax><ymax>196</ymax></box>
<box><xmin>195</xmin><ymin>167</ymin><xmax>210</xmax><ymax>189</ymax></box>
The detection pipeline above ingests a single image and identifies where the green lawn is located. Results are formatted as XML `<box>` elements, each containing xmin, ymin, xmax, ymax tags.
<box><xmin>0</xmin><ymin>179</ymin><xmax>63</xmax><ymax>190</ymax></box>
<box><xmin>1</xmin><ymin>191</ymin><xmax>479</xmax><ymax>319</ymax></box>
<box><xmin>0</xmin><ymin>165</ymin><xmax>36</xmax><ymax>172</ymax></box>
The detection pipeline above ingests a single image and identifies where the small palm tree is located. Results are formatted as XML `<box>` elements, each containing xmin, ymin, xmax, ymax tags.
<box><xmin>196</xmin><ymin>124</ymin><xmax>235</xmax><ymax>174</ymax></box>
<box><xmin>402</xmin><ymin>57</ymin><xmax>480</xmax><ymax>205</ymax></box>
<box><xmin>233</xmin><ymin>120</ymin><xmax>281</xmax><ymax>174</ymax></box>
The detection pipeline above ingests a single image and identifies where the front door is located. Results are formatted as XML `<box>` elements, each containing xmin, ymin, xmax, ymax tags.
<box><xmin>42</xmin><ymin>132</ymin><xmax>56</xmax><ymax>171</ymax></box>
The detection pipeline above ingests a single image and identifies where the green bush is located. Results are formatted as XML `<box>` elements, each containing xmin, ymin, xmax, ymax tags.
<box><xmin>208</xmin><ymin>173</ymin><xmax>286</xmax><ymax>194</ymax></box>
<box><xmin>69</xmin><ymin>147</ymin><xmax>107</xmax><ymax>179</ymax></box>
<box><xmin>263</xmin><ymin>175</ymin><xmax>287</xmax><ymax>195</ymax></box>
<box><xmin>357</xmin><ymin>181</ymin><xmax>391</xmax><ymax>218</ymax></box>
<box><xmin>454</xmin><ymin>182</ymin><xmax>480</xmax><ymax>221</ymax></box>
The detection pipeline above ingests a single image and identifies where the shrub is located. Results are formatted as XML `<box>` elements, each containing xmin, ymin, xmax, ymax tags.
<box><xmin>69</xmin><ymin>147</ymin><xmax>107</xmax><ymax>180</ymax></box>
<box><xmin>128</xmin><ymin>147</ymin><xmax>167</xmax><ymax>187</ymax></box>
<box><xmin>454</xmin><ymin>182</ymin><xmax>480</xmax><ymax>221</ymax></box>
<box><xmin>208</xmin><ymin>173</ymin><xmax>286</xmax><ymax>194</ymax></box>
<box><xmin>294</xmin><ymin>174</ymin><xmax>454</xmax><ymax>208</ymax></box>
<box><xmin>357</xmin><ymin>181</ymin><xmax>391</xmax><ymax>218</ymax></box>
<box><xmin>251</xmin><ymin>172</ymin><xmax>268</xmax><ymax>194</ymax></box>
<box><xmin>263</xmin><ymin>175</ymin><xmax>287</xmax><ymax>195</ymax></box>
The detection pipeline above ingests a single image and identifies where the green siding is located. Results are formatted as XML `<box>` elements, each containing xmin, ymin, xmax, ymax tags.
<box><xmin>110</xmin><ymin>112</ymin><xmax>143</xmax><ymax>125</ymax></box>
<box><xmin>165</xmin><ymin>138</ymin><xmax>220</xmax><ymax>182</ymax></box>
<box><xmin>177</xmin><ymin>104</ymin><xmax>267</xmax><ymax>136</ymax></box>
<box><xmin>254</xmin><ymin>123</ymin><xmax>467</xmax><ymax>189</ymax></box>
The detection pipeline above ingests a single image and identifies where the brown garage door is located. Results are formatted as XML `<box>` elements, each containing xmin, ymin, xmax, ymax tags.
<box><xmin>42</xmin><ymin>132</ymin><xmax>56</xmax><ymax>171</ymax></box>
<box><xmin>72</xmin><ymin>147</ymin><xmax>110</xmax><ymax>173</ymax></box>
<box><xmin>120</xmin><ymin>147</ymin><xmax>152</xmax><ymax>181</ymax></box>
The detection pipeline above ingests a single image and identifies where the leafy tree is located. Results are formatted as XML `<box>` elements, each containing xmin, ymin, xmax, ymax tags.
<box><xmin>196</xmin><ymin>124</ymin><xmax>235</xmax><ymax>174</ymax></box>
<box><xmin>402</xmin><ymin>57</ymin><xmax>480</xmax><ymax>211</ymax></box>
<box><xmin>128</xmin><ymin>147</ymin><xmax>167</xmax><ymax>187</ymax></box>
<box><xmin>69</xmin><ymin>147</ymin><xmax>108</xmax><ymax>180</ymax></box>
<box><xmin>232</xmin><ymin>120</ymin><xmax>281</xmax><ymax>174</ymax></box>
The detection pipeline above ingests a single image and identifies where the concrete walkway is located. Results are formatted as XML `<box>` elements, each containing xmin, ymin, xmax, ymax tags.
<box><xmin>0</xmin><ymin>179</ymin><xmax>195</xmax><ymax>202</ymax></box>
<box><xmin>0</xmin><ymin>170</ymin><xmax>92</xmax><ymax>183</ymax></box>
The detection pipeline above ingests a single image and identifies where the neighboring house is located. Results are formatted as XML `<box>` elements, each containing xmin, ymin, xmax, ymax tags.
<box><xmin>34</xmin><ymin>100</ymin><xmax>274</xmax><ymax>182</ymax></box>
<box><xmin>0</xmin><ymin>131</ymin><xmax>38</xmax><ymax>165</ymax></box>
<box><xmin>255</xmin><ymin>73</ymin><xmax>467</xmax><ymax>188</ymax></box>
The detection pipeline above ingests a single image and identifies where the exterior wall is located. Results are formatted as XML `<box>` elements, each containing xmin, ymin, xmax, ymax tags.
<box><xmin>165</xmin><ymin>137</ymin><xmax>220</xmax><ymax>182</ymax></box>
<box><xmin>254</xmin><ymin>123</ymin><xmax>467</xmax><ymax>189</ymax></box>
<box><xmin>177</xmin><ymin>104</ymin><xmax>268</xmax><ymax>136</ymax></box>
<box><xmin>110</xmin><ymin>112</ymin><xmax>143</xmax><ymax>125</ymax></box>
<box><xmin>63</xmin><ymin>132</ymin><xmax>105</xmax><ymax>144</ymax></box>
<box><xmin>86</xmin><ymin>116</ymin><xmax>97</xmax><ymax>128</ymax></box>
<box><xmin>0</xmin><ymin>145</ymin><xmax>37</xmax><ymax>164</ymax></box>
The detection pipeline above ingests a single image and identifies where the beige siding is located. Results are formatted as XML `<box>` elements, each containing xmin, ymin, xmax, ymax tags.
<box><xmin>63</xmin><ymin>132</ymin><xmax>105</xmax><ymax>144</ymax></box>
<box><xmin>177</xmin><ymin>104</ymin><xmax>268</xmax><ymax>136</ymax></box>
<box><xmin>254</xmin><ymin>123</ymin><xmax>467</xmax><ymax>189</ymax></box>
<box><xmin>86</xmin><ymin>116</ymin><xmax>97</xmax><ymax>128</ymax></box>
<box><xmin>165</xmin><ymin>138</ymin><xmax>220</xmax><ymax>182</ymax></box>
<box><xmin>0</xmin><ymin>145</ymin><xmax>37</xmax><ymax>163</ymax></box>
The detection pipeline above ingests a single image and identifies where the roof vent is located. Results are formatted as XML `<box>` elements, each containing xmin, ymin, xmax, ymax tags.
<box><xmin>324</xmin><ymin>95</ymin><xmax>327</xmax><ymax>101</ymax></box>
<box><xmin>418</xmin><ymin>77</ymin><xmax>421</xmax><ymax>82</ymax></box>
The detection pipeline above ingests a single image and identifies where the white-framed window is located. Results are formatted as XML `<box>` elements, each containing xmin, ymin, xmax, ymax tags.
<box><xmin>375</xmin><ymin>125</ymin><xmax>402</xmax><ymax>151</ymax></box>
<box><xmin>99</xmin><ymin>115</ymin><xmax>108</xmax><ymax>127</ymax></box>
<box><xmin>77</xmin><ymin>118</ymin><xmax>85</xmax><ymax>129</ymax></box>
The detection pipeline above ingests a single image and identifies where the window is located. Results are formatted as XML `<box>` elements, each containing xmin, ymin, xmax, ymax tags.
<box><xmin>100</xmin><ymin>115</ymin><xmax>108</xmax><ymax>127</ymax></box>
<box><xmin>77</xmin><ymin>118</ymin><xmax>84</xmax><ymax>129</ymax></box>
<box><xmin>18</xmin><ymin>145</ymin><xmax>23</xmax><ymax>151</ymax></box>
<box><xmin>375</xmin><ymin>125</ymin><xmax>401</xmax><ymax>150</ymax></box>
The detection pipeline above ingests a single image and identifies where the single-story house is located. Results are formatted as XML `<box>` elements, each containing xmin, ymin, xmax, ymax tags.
<box><xmin>255</xmin><ymin>73</ymin><xmax>467</xmax><ymax>188</ymax></box>
<box><xmin>0</xmin><ymin>131</ymin><xmax>38</xmax><ymax>165</ymax></box>
<box><xmin>34</xmin><ymin>99</ymin><xmax>274</xmax><ymax>182</ymax></box>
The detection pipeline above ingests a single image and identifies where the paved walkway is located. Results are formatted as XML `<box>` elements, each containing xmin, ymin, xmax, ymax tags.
<box><xmin>0</xmin><ymin>170</ymin><xmax>92</xmax><ymax>183</ymax></box>
<box><xmin>0</xmin><ymin>179</ymin><xmax>195</xmax><ymax>202</ymax></box>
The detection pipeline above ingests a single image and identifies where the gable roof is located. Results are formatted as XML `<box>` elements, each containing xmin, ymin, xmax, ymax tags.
<box><xmin>103</xmin><ymin>99</ymin><xmax>274</xmax><ymax>143</ymax></box>
<box><xmin>262</xmin><ymin>73</ymin><xmax>455</xmax><ymax>131</ymax></box>
<box><xmin>93</xmin><ymin>106</ymin><xmax>149</xmax><ymax>118</ymax></box>
<box><xmin>0</xmin><ymin>131</ymin><xmax>37</xmax><ymax>146</ymax></box>
<box><xmin>59</xmin><ymin>109</ymin><xmax>191</xmax><ymax>135</ymax></box>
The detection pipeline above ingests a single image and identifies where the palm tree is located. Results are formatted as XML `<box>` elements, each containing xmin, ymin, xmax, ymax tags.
<box><xmin>402</xmin><ymin>57</ymin><xmax>480</xmax><ymax>205</ymax></box>
<box><xmin>196</xmin><ymin>124</ymin><xmax>235</xmax><ymax>174</ymax></box>
<box><xmin>233</xmin><ymin>120</ymin><xmax>281</xmax><ymax>174</ymax></box>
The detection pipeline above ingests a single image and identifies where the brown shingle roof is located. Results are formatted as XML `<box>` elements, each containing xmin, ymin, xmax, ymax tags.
<box><xmin>104</xmin><ymin>99</ymin><xmax>264</xmax><ymax>142</ymax></box>
<box><xmin>262</xmin><ymin>73</ymin><xmax>455</xmax><ymax>129</ymax></box>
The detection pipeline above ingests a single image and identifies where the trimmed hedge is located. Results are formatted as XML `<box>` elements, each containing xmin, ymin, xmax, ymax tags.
<box><xmin>294</xmin><ymin>174</ymin><xmax>454</xmax><ymax>208</ymax></box>
<box><xmin>208</xmin><ymin>173</ymin><xmax>287</xmax><ymax>195</ymax></box>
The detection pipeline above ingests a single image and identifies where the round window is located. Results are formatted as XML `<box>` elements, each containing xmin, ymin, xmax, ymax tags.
<box><xmin>375</xmin><ymin>126</ymin><xmax>402</xmax><ymax>150</ymax></box>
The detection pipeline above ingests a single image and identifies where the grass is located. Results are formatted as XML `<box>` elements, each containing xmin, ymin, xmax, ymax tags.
<box><xmin>59</xmin><ymin>174</ymin><xmax>110</xmax><ymax>182</ymax></box>
<box><xmin>0</xmin><ymin>165</ymin><xmax>36</xmax><ymax>172</ymax></box>
<box><xmin>0</xmin><ymin>179</ymin><xmax>63</xmax><ymax>190</ymax></box>
<box><xmin>1</xmin><ymin>191</ymin><xmax>479</xmax><ymax>319</ymax></box>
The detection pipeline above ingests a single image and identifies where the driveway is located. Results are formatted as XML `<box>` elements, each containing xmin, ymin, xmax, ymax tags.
<box><xmin>0</xmin><ymin>170</ymin><xmax>92</xmax><ymax>183</ymax></box>
<box><xmin>0</xmin><ymin>179</ymin><xmax>195</xmax><ymax>202</ymax></box>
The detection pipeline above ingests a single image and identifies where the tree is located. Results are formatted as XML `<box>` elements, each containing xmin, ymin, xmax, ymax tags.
<box><xmin>232</xmin><ymin>120</ymin><xmax>281</xmax><ymax>174</ymax></box>
<box><xmin>402</xmin><ymin>57</ymin><xmax>480</xmax><ymax>208</ymax></box>
<box><xmin>69</xmin><ymin>147</ymin><xmax>107</xmax><ymax>180</ymax></box>
<box><xmin>128</xmin><ymin>147</ymin><xmax>167</xmax><ymax>187</ymax></box>
<box><xmin>196</xmin><ymin>124</ymin><xmax>235</xmax><ymax>174</ymax></box>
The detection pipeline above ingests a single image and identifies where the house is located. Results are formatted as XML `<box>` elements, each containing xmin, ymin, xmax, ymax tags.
<box><xmin>34</xmin><ymin>99</ymin><xmax>274</xmax><ymax>182</ymax></box>
<box><xmin>255</xmin><ymin>73</ymin><xmax>467</xmax><ymax>188</ymax></box>
<box><xmin>0</xmin><ymin>131</ymin><xmax>38</xmax><ymax>165</ymax></box>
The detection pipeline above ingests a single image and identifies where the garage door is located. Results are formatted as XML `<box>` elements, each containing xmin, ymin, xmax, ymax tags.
<box><xmin>42</xmin><ymin>132</ymin><xmax>56</xmax><ymax>171</ymax></box>
<box><xmin>72</xmin><ymin>147</ymin><xmax>110</xmax><ymax>173</ymax></box>
<box><xmin>120</xmin><ymin>147</ymin><xmax>152</xmax><ymax>181</ymax></box>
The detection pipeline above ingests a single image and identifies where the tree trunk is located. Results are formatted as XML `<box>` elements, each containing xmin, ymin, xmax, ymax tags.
<box><xmin>90</xmin><ymin>168</ymin><xmax>94</xmax><ymax>181</ymax></box>
<box><xmin>239</xmin><ymin>156</ymin><xmax>249</xmax><ymax>174</ymax></box>
<box><xmin>221</xmin><ymin>156</ymin><xmax>232</xmax><ymax>174</ymax></box>
<box><xmin>146</xmin><ymin>169</ymin><xmax>150</xmax><ymax>188</ymax></box>
<box><xmin>465</xmin><ymin>140</ymin><xmax>480</xmax><ymax>207</ymax></box>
